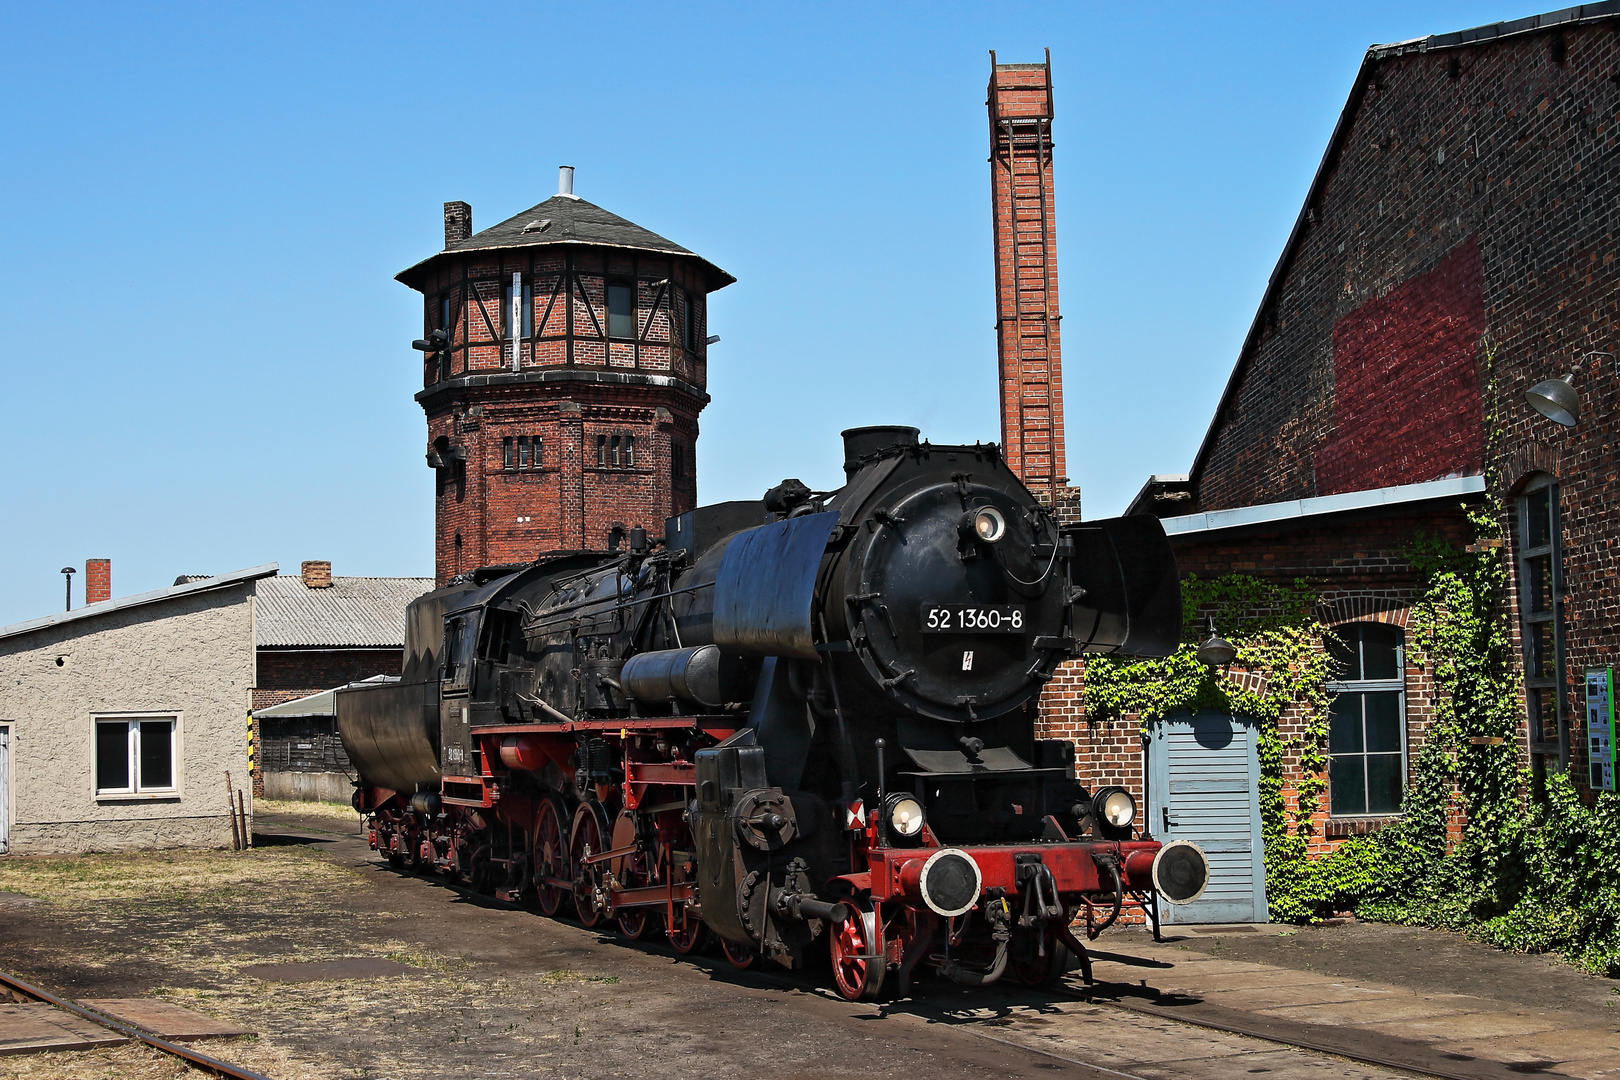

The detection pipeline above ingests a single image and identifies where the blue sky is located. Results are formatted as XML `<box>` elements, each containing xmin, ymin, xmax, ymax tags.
<box><xmin>0</xmin><ymin>1</ymin><xmax>1527</xmax><ymax>624</ymax></box>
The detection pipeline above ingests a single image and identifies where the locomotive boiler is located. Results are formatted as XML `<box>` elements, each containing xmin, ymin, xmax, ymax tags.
<box><xmin>338</xmin><ymin>426</ymin><xmax>1211</xmax><ymax>999</ymax></box>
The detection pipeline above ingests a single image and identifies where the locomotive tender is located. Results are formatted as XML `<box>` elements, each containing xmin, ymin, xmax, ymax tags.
<box><xmin>339</xmin><ymin>426</ymin><xmax>1211</xmax><ymax>999</ymax></box>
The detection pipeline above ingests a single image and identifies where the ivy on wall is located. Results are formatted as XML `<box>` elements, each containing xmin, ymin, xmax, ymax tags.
<box><xmin>1086</xmin><ymin>503</ymin><xmax>1620</xmax><ymax>977</ymax></box>
<box><xmin>1082</xmin><ymin>574</ymin><xmax>1335</xmax><ymax>914</ymax></box>
<box><xmin>1298</xmin><ymin>503</ymin><xmax>1620</xmax><ymax>977</ymax></box>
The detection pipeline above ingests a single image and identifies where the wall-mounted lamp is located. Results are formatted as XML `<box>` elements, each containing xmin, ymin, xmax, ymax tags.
<box><xmin>1526</xmin><ymin>351</ymin><xmax>1613</xmax><ymax>427</ymax></box>
<box><xmin>1196</xmin><ymin>616</ymin><xmax>1236</xmax><ymax>668</ymax></box>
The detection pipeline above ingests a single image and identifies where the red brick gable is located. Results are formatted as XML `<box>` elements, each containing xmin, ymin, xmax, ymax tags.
<box><xmin>1314</xmin><ymin>238</ymin><xmax>1486</xmax><ymax>494</ymax></box>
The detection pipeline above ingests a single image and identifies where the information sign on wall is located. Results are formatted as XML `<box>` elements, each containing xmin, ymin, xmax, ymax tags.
<box><xmin>1584</xmin><ymin>668</ymin><xmax>1616</xmax><ymax>792</ymax></box>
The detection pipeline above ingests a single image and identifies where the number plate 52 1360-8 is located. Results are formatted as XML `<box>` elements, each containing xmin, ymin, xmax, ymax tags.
<box><xmin>920</xmin><ymin>605</ymin><xmax>1026</xmax><ymax>633</ymax></box>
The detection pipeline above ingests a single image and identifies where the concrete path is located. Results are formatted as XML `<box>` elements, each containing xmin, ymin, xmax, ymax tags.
<box><xmin>1079</xmin><ymin>924</ymin><xmax>1620</xmax><ymax>1080</ymax></box>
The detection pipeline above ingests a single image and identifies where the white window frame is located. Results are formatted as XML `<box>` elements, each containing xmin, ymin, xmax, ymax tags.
<box><xmin>1325</xmin><ymin>624</ymin><xmax>1408</xmax><ymax>819</ymax></box>
<box><xmin>93</xmin><ymin>712</ymin><xmax>180</xmax><ymax>800</ymax></box>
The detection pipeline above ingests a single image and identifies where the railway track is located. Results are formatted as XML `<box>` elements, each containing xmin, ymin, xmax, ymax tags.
<box><xmin>0</xmin><ymin>968</ymin><xmax>274</xmax><ymax>1080</ymax></box>
<box><xmin>408</xmin><ymin>868</ymin><xmax>1493</xmax><ymax>1080</ymax></box>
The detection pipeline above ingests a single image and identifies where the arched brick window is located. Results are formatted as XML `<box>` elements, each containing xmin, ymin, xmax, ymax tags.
<box><xmin>1326</xmin><ymin>622</ymin><xmax>1406</xmax><ymax>816</ymax></box>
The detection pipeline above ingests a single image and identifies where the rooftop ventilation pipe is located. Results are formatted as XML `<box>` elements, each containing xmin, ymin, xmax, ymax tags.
<box><xmin>558</xmin><ymin>165</ymin><xmax>578</xmax><ymax>199</ymax></box>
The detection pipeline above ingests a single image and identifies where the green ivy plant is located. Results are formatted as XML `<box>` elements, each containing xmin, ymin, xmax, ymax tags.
<box><xmin>1082</xmin><ymin>574</ymin><xmax>1335</xmax><ymax>914</ymax></box>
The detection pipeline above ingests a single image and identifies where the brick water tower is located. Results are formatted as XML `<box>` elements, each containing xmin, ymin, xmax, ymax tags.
<box><xmin>397</xmin><ymin>168</ymin><xmax>735</xmax><ymax>584</ymax></box>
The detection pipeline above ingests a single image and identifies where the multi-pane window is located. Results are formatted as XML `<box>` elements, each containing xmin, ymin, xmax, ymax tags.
<box><xmin>503</xmin><ymin>436</ymin><xmax>541</xmax><ymax>471</ymax></box>
<box><xmin>607</xmin><ymin>282</ymin><xmax>635</xmax><ymax>339</ymax></box>
<box><xmin>1326</xmin><ymin>623</ymin><xmax>1406</xmax><ymax>816</ymax></box>
<box><xmin>504</xmin><ymin>276</ymin><xmax>534</xmax><ymax>339</ymax></box>
<box><xmin>95</xmin><ymin>717</ymin><xmax>177</xmax><ymax>795</ymax></box>
<box><xmin>1519</xmin><ymin>478</ymin><xmax>1567</xmax><ymax>776</ymax></box>
<box><xmin>595</xmin><ymin>433</ymin><xmax>635</xmax><ymax>469</ymax></box>
<box><xmin>683</xmin><ymin>293</ymin><xmax>697</xmax><ymax>351</ymax></box>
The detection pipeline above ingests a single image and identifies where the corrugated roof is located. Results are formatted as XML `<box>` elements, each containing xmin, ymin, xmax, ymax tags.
<box><xmin>396</xmin><ymin>194</ymin><xmax>735</xmax><ymax>289</ymax></box>
<box><xmin>0</xmin><ymin>564</ymin><xmax>279</xmax><ymax>643</ymax></box>
<box><xmin>254</xmin><ymin>575</ymin><xmax>434</xmax><ymax>649</ymax></box>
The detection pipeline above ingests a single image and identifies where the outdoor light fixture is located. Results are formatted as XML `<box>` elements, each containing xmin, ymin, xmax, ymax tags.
<box><xmin>60</xmin><ymin>566</ymin><xmax>75</xmax><ymax>612</ymax></box>
<box><xmin>1196</xmin><ymin>616</ymin><xmax>1236</xmax><ymax>668</ymax></box>
<box><xmin>412</xmin><ymin>328</ymin><xmax>450</xmax><ymax>354</ymax></box>
<box><xmin>1525</xmin><ymin>351</ymin><xmax>1614</xmax><ymax>427</ymax></box>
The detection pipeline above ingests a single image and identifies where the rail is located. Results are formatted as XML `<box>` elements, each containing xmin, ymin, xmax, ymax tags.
<box><xmin>0</xmin><ymin>967</ymin><xmax>276</xmax><ymax>1080</ymax></box>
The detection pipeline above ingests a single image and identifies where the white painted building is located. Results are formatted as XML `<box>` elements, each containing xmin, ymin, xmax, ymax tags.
<box><xmin>0</xmin><ymin>565</ymin><xmax>276</xmax><ymax>855</ymax></box>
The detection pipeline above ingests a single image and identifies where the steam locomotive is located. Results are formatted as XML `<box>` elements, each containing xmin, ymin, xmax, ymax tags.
<box><xmin>338</xmin><ymin>426</ymin><xmax>1210</xmax><ymax>999</ymax></box>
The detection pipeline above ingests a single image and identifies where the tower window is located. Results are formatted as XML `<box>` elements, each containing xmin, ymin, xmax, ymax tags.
<box><xmin>683</xmin><ymin>293</ymin><xmax>696</xmax><ymax>351</ymax></box>
<box><xmin>608</xmin><ymin>282</ymin><xmax>634</xmax><ymax>339</ymax></box>
<box><xmin>504</xmin><ymin>275</ymin><xmax>534</xmax><ymax>339</ymax></box>
<box><xmin>517</xmin><ymin>436</ymin><xmax>531</xmax><ymax>468</ymax></box>
<box><xmin>1326</xmin><ymin>623</ymin><xmax>1406</xmax><ymax>816</ymax></box>
<box><xmin>596</xmin><ymin>432</ymin><xmax>635</xmax><ymax>469</ymax></box>
<box><xmin>503</xmin><ymin>437</ymin><xmax>515</xmax><ymax>470</ymax></box>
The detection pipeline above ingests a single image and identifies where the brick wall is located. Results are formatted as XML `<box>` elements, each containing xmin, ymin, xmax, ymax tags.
<box><xmin>252</xmin><ymin>649</ymin><xmax>403</xmax><ymax>711</ymax></box>
<box><xmin>1186</xmin><ymin>22</ymin><xmax>1620</xmax><ymax>798</ymax></box>
<box><xmin>410</xmin><ymin>245</ymin><xmax>715</xmax><ymax>585</ymax></box>
<box><xmin>1039</xmin><ymin>503</ymin><xmax>1475</xmax><ymax>861</ymax></box>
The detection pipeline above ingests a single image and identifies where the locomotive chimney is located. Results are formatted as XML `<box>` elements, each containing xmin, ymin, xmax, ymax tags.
<box><xmin>85</xmin><ymin>558</ymin><xmax>111</xmax><ymax>605</ymax></box>
<box><xmin>841</xmin><ymin>426</ymin><xmax>920</xmax><ymax>476</ymax></box>
<box><xmin>558</xmin><ymin>165</ymin><xmax>577</xmax><ymax>199</ymax></box>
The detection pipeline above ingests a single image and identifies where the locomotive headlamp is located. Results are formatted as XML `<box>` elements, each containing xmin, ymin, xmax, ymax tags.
<box><xmin>1092</xmin><ymin>786</ymin><xmax>1137</xmax><ymax>830</ymax></box>
<box><xmin>971</xmin><ymin>506</ymin><xmax>1007</xmax><ymax>544</ymax></box>
<box><xmin>884</xmin><ymin>793</ymin><xmax>926</xmax><ymax>843</ymax></box>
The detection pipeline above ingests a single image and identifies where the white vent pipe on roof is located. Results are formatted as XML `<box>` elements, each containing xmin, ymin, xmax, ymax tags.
<box><xmin>558</xmin><ymin>165</ymin><xmax>578</xmax><ymax>199</ymax></box>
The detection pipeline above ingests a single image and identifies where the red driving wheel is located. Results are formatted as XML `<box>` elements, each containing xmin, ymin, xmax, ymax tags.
<box><xmin>719</xmin><ymin>935</ymin><xmax>757</xmax><ymax>970</ymax></box>
<box><xmin>665</xmin><ymin>911</ymin><xmax>709</xmax><ymax>954</ymax></box>
<box><xmin>533</xmin><ymin>797</ymin><xmax>570</xmax><ymax>917</ymax></box>
<box><xmin>570</xmin><ymin>805</ymin><xmax>608</xmax><ymax>928</ymax></box>
<box><xmin>830</xmin><ymin>898</ymin><xmax>885</xmax><ymax>1001</ymax></box>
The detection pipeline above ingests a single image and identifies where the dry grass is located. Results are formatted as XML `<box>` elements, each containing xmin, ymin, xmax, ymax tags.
<box><xmin>0</xmin><ymin>847</ymin><xmax>354</xmax><ymax>907</ymax></box>
<box><xmin>0</xmin><ymin>845</ymin><xmax>625</xmax><ymax>1078</ymax></box>
<box><xmin>252</xmin><ymin>799</ymin><xmax>360</xmax><ymax>822</ymax></box>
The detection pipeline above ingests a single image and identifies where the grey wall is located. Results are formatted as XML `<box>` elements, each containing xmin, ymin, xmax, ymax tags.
<box><xmin>0</xmin><ymin>583</ymin><xmax>255</xmax><ymax>854</ymax></box>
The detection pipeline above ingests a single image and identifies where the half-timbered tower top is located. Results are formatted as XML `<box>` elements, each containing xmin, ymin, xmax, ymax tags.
<box><xmin>399</xmin><ymin>167</ymin><xmax>734</xmax><ymax>585</ymax></box>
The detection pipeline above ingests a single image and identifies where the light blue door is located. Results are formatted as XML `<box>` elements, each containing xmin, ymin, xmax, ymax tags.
<box><xmin>1147</xmin><ymin>710</ymin><xmax>1266</xmax><ymax>924</ymax></box>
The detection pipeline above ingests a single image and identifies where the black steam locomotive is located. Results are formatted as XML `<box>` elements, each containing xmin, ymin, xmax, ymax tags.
<box><xmin>338</xmin><ymin>426</ymin><xmax>1210</xmax><ymax>999</ymax></box>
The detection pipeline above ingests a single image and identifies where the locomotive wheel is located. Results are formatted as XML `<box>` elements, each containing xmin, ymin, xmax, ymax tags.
<box><xmin>665</xmin><ymin>912</ymin><xmax>709</xmax><ymax>954</ymax></box>
<box><xmin>830</xmin><ymin>898</ymin><xmax>885</xmax><ymax>1001</ymax></box>
<box><xmin>570</xmin><ymin>802</ymin><xmax>611</xmax><ymax>929</ymax></box>
<box><xmin>719</xmin><ymin>935</ymin><xmax>757</xmax><ymax>970</ymax></box>
<box><xmin>533</xmin><ymin>797</ymin><xmax>571</xmax><ymax>917</ymax></box>
<box><xmin>609</xmin><ymin>811</ymin><xmax>656</xmax><ymax>941</ymax></box>
<box><xmin>1009</xmin><ymin>925</ymin><xmax>1070</xmax><ymax>988</ymax></box>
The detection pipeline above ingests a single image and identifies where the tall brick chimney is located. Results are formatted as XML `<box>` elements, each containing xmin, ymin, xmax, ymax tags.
<box><xmin>443</xmin><ymin>202</ymin><xmax>472</xmax><ymax>247</ymax></box>
<box><xmin>300</xmin><ymin>560</ymin><xmax>333</xmax><ymax>588</ymax></box>
<box><xmin>989</xmin><ymin>49</ymin><xmax>1077</xmax><ymax>521</ymax></box>
<box><xmin>84</xmin><ymin>559</ymin><xmax>111</xmax><ymax>605</ymax></box>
